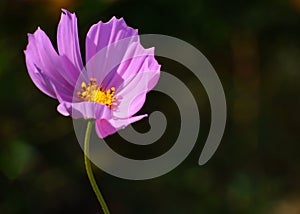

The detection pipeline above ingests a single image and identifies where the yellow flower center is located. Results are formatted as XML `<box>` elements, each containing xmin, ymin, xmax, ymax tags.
<box><xmin>77</xmin><ymin>78</ymin><xmax>116</xmax><ymax>108</ymax></box>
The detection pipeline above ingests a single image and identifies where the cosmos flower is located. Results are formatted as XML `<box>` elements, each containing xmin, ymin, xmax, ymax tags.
<box><xmin>24</xmin><ymin>9</ymin><xmax>160</xmax><ymax>138</ymax></box>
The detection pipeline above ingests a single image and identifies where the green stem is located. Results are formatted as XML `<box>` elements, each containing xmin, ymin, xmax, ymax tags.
<box><xmin>84</xmin><ymin>121</ymin><xmax>110</xmax><ymax>214</ymax></box>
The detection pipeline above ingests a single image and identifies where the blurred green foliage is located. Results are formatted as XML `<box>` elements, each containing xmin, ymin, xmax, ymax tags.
<box><xmin>1</xmin><ymin>0</ymin><xmax>300</xmax><ymax>213</ymax></box>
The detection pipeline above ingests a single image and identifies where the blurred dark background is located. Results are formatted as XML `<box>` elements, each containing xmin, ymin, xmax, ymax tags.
<box><xmin>1</xmin><ymin>0</ymin><xmax>300</xmax><ymax>213</ymax></box>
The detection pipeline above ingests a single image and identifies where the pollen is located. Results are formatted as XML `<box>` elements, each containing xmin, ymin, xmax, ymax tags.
<box><xmin>77</xmin><ymin>78</ymin><xmax>116</xmax><ymax>108</ymax></box>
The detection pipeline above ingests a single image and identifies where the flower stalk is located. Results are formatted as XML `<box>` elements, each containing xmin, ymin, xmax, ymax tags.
<box><xmin>84</xmin><ymin>121</ymin><xmax>110</xmax><ymax>214</ymax></box>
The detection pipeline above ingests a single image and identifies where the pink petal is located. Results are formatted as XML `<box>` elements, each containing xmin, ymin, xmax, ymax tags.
<box><xmin>57</xmin><ymin>101</ymin><xmax>111</xmax><ymax>119</ymax></box>
<box><xmin>84</xmin><ymin>36</ymin><xmax>160</xmax><ymax>96</ymax></box>
<box><xmin>95</xmin><ymin>114</ymin><xmax>147</xmax><ymax>138</ymax></box>
<box><xmin>85</xmin><ymin>16</ymin><xmax>138</xmax><ymax>64</ymax></box>
<box><xmin>57</xmin><ymin>9</ymin><xmax>83</xmax><ymax>81</ymax></box>
<box><xmin>101</xmin><ymin>43</ymin><xmax>158</xmax><ymax>90</ymax></box>
<box><xmin>84</xmin><ymin>17</ymin><xmax>160</xmax><ymax>96</ymax></box>
<box><xmin>95</xmin><ymin>119</ymin><xmax>116</xmax><ymax>139</ymax></box>
<box><xmin>24</xmin><ymin>28</ymin><xmax>74</xmax><ymax>102</ymax></box>
<box><xmin>24</xmin><ymin>49</ymin><xmax>56</xmax><ymax>98</ymax></box>
<box><xmin>57</xmin><ymin>102</ymin><xmax>70</xmax><ymax>116</ymax></box>
<box><xmin>113</xmin><ymin>66</ymin><xmax>160</xmax><ymax>119</ymax></box>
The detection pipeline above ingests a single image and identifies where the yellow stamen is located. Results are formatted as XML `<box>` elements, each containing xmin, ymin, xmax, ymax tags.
<box><xmin>77</xmin><ymin>78</ymin><xmax>116</xmax><ymax>108</ymax></box>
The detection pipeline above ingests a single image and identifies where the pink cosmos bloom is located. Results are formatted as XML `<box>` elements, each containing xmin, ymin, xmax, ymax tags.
<box><xmin>24</xmin><ymin>9</ymin><xmax>161</xmax><ymax>138</ymax></box>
